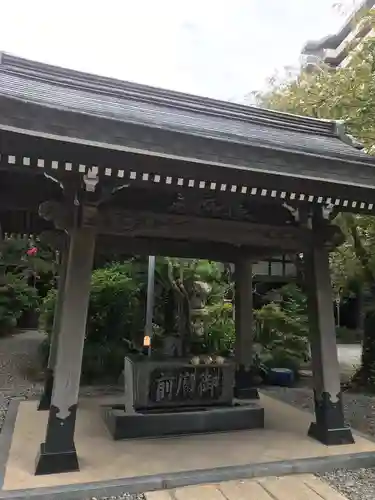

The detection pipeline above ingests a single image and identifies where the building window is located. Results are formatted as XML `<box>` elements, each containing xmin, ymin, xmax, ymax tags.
<box><xmin>270</xmin><ymin>261</ymin><xmax>283</xmax><ymax>276</ymax></box>
<box><xmin>253</xmin><ymin>261</ymin><xmax>269</xmax><ymax>275</ymax></box>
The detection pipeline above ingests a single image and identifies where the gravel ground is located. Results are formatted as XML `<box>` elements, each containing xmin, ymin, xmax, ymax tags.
<box><xmin>0</xmin><ymin>330</ymin><xmax>145</xmax><ymax>500</ymax></box>
<box><xmin>264</xmin><ymin>385</ymin><xmax>375</xmax><ymax>500</ymax></box>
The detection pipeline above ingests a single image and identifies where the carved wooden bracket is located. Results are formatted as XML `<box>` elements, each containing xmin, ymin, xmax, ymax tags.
<box><xmin>39</xmin><ymin>201</ymin><xmax>98</xmax><ymax>231</ymax></box>
<box><xmin>38</xmin><ymin>201</ymin><xmax>73</xmax><ymax>230</ymax></box>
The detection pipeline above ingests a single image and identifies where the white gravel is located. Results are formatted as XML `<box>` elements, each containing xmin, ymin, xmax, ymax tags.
<box><xmin>264</xmin><ymin>386</ymin><xmax>375</xmax><ymax>500</ymax></box>
<box><xmin>321</xmin><ymin>469</ymin><xmax>375</xmax><ymax>500</ymax></box>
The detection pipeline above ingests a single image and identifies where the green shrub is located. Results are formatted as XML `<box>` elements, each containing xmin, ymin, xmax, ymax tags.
<box><xmin>40</xmin><ymin>262</ymin><xmax>144</xmax><ymax>382</ymax></box>
<box><xmin>0</xmin><ymin>273</ymin><xmax>40</xmax><ymax>335</ymax></box>
<box><xmin>204</xmin><ymin>285</ymin><xmax>310</xmax><ymax>376</ymax></box>
<box><xmin>253</xmin><ymin>285</ymin><xmax>310</xmax><ymax>376</ymax></box>
<box><xmin>204</xmin><ymin>301</ymin><xmax>235</xmax><ymax>355</ymax></box>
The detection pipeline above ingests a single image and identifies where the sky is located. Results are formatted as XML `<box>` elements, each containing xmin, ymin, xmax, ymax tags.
<box><xmin>0</xmin><ymin>0</ymin><xmax>362</xmax><ymax>102</ymax></box>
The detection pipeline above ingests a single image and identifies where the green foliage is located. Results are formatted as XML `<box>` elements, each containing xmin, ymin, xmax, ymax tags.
<box><xmin>254</xmin><ymin>12</ymin><xmax>375</xmax><ymax>302</ymax></box>
<box><xmin>204</xmin><ymin>301</ymin><xmax>235</xmax><ymax>355</ymax></box>
<box><xmin>254</xmin><ymin>285</ymin><xmax>310</xmax><ymax>375</ymax></box>
<box><xmin>0</xmin><ymin>272</ymin><xmax>40</xmax><ymax>334</ymax></box>
<box><xmin>41</xmin><ymin>262</ymin><xmax>144</xmax><ymax>382</ymax></box>
<box><xmin>0</xmin><ymin>237</ymin><xmax>53</xmax><ymax>334</ymax></box>
<box><xmin>254</xmin><ymin>15</ymin><xmax>375</xmax><ymax>385</ymax></box>
<box><xmin>256</xmin><ymin>9</ymin><xmax>375</xmax><ymax>149</ymax></box>
<box><xmin>151</xmin><ymin>258</ymin><xmax>230</xmax><ymax>356</ymax></box>
<box><xmin>40</xmin><ymin>257</ymin><xmax>311</xmax><ymax>382</ymax></box>
<box><xmin>203</xmin><ymin>283</ymin><xmax>310</xmax><ymax>374</ymax></box>
<box><xmin>86</xmin><ymin>263</ymin><xmax>144</xmax><ymax>344</ymax></box>
<box><xmin>41</xmin><ymin>259</ymin><xmax>228</xmax><ymax>381</ymax></box>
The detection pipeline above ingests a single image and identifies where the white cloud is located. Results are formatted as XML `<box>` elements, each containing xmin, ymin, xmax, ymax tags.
<box><xmin>0</xmin><ymin>0</ymin><xmax>352</xmax><ymax>100</ymax></box>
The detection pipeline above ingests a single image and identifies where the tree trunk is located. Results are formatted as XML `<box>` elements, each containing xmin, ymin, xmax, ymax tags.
<box><xmin>352</xmin><ymin>309</ymin><xmax>375</xmax><ymax>390</ymax></box>
<box><xmin>164</xmin><ymin>290</ymin><xmax>176</xmax><ymax>335</ymax></box>
<box><xmin>356</xmin><ymin>285</ymin><xmax>365</xmax><ymax>334</ymax></box>
<box><xmin>345</xmin><ymin>216</ymin><xmax>375</xmax><ymax>387</ymax></box>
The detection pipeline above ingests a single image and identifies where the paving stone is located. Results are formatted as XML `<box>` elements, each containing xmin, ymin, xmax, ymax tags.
<box><xmin>144</xmin><ymin>491</ymin><xmax>172</xmax><ymax>500</ymax></box>
<box><xmin>219</xmin><ymin>479</ymin><xmax>275</xmax><ymax>499</ymax></box>
<box><xmin>173</xmin><ymin>484</ymin><xmax>224</xmax><ymax>500</ymax></box>
<box><xmin>259</xmin><ymin>476</ymin><xmax>327</xmax><ymax>500</ymax></box>
<box><xmin>145</xmin><ymin>476</ymin><xmax>349</xmax><ymax>500</ymax></box>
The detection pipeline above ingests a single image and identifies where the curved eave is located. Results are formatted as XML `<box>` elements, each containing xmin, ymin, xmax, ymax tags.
<box><xmin>2</xmin><ymin>96</ymin><xmax>375</xmax><ymax>220</ymax></box>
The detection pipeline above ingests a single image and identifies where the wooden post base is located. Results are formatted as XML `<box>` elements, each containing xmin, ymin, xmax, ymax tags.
<box><xmin>35</xmin><ymin>443</ymin><xmax>79</xmax><ymax>475</ymax></box>
<box><xmin>234</xmin><ymin>365</ymin><xmax>260</xmax><ymax>400</ymax></box>
<box><xmin>308</xmin><ymin>422</ymin><xmax>354</xmax><ymax>446</ymax></box>
<box><xmin>308</xmin><ymin>390</ymin><xmax>355</xmax><ymax>445</ymax></box>
<box><xmin>234</xmin><ymin>387</ymin><xmax>260</xmax><ymax>400</ymax></box>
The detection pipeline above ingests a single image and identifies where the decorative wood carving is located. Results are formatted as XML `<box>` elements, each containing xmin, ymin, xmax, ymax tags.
<box><xmin>37</xmin><ymin>201</ymin><xmax>341</xmax><ymax>252</ymax></box>
<box><xmin>97</xmin><ymin>209</ymin><xmax>309</xmax><ymax>250</ymax></box>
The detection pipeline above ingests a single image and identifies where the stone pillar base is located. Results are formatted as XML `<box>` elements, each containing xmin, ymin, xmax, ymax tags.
<box><xmin>35</xmin><ymin>443</ymin><xmax>79</xmax><ymax>475</ymax></box>
<box><xmin>37</xmin><ymin>369</ymin><xmax>54</xmax><ymax>411</ymax></box>
<box><xmin>234</xmin><ymin>366</ymin><xmax>260</xmax><ymax>400</ymax></box>
<box><xmin>308</xmin><ymin>422</ymin><xmax>354</xmax><ymax>446</ymax></box>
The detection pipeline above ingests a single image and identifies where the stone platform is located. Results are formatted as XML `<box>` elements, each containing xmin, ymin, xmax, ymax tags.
<box><xmin>103</xmin><ymin>402</ymin><xmax>264</xmax><ymax>440</ymax></box>
<box><xmin>1</xmin><ymin>393</ymin><xmax>375</xmax><ymax>498</ymax></box>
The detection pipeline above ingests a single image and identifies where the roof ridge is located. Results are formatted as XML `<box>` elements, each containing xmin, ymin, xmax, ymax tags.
<box><xmin>0</xmin><ymin>52</ymin><xmax>343</xmax><ymax>139</ymax></box>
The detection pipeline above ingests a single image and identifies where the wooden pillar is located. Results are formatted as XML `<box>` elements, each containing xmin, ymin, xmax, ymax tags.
<box><xmin>0</xmin><ymin>223</ymin><xmax>4</xmax><ymax>284</ymax></box>
<box><xmin>38</xmin><ymin>240</ymin><xmax>69</xmax><ymax>411</ymax></box>
<box><xmin>234</xmin><ymin>259</ymin><xmax>259</xmax><ymax>399</ymax></box>
<box><xmin>35</xmin><ymin>225</ymin><xmax>96</xmax><ymax>475</ymax></box>
<box><xmin>305</xmin><ymin>214</ymin><xmax>354</xmax><ymax>445</ymax></box>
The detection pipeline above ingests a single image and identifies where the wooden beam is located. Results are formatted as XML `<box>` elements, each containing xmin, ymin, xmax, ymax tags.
<box><xmin>40</xmin><ymin>231</ymin><xmax>279</xmax><ymax>262</ymax></box>
<box><xmin>91</xmin><ymin>209</ymin><xmax>310</xmax><ymax>251</ymax></box>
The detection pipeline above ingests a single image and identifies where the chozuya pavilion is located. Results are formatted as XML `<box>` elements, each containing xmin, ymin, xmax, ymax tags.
<box><xmin>1</xmin><ymin>52</ymin><xmax>374</xmax><ymax>477</ymax></box>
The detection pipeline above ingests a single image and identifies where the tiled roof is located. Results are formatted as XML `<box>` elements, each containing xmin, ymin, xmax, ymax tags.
<box><xmin>0</xmin><ymin>53</ymin><xmax>371</xmax><ymax>165</ymax></box>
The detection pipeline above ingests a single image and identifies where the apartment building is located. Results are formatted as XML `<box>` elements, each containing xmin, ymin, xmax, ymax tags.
<box><xmin>302</xmin><ymin>0</ymin><xmax>375</xmax><ymax>69</ymax></box>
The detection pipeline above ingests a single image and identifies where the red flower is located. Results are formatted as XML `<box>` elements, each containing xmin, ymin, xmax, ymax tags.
<box><xmin>27</xmin><ymin>247</ymin><xmax>38</xmax><ymax>257</ymax></box>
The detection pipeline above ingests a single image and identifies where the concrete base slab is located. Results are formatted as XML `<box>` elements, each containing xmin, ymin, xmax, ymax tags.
<box><xmin>103</xmin><ymin>402</ymin><xmax>264</xmax><ymax>440</ymax></box>
<box><xmin>1</xmin><ymin>393</ymin><xmax>375</xmax><ymax>497</ymax></box>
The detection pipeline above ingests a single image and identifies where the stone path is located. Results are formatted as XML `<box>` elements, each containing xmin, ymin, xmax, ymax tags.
<box><xmin>145</xmin><ymin>475</ymin><xmax>349</xmax><ymax>500</ymax></box>
<box><xmin>337</xmin><ymin>344</ymin><xmax>361</xmax><ymax>370</ymax></box>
